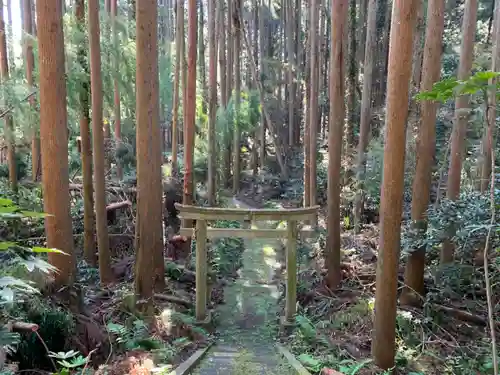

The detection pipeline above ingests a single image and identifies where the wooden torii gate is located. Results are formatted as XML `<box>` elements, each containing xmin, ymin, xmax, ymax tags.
<box><xmin>175</xmin><ymin>203</ymin><xmax>319</xmax><ymax>324</ymax></box>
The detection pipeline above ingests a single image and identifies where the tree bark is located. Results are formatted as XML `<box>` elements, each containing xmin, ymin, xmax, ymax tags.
<box><xmin>135</xmin><ymin>0</ymin><xmax>166</xmax><ymax>299</ymax></box>
<box><xmin>0</xmin><ymin>0</ymin><xmax>16</xmax><ymax>192</ymax></box>
<box><xmin>207</xmin><ymin>0</ymin><xmax>218</xmax><ymax>205</ymax></box>
<box><xmin>258</xmin><ymin>0</ymin><xmax>266</xmax><ymax>165</ymax></box>
<box><xmin>198</xmin><ymin>0</ymin><xmax>207</xmax><ymax>114</ymax></box>
<box><xmin>111</xmin><ymin>0</ymin><xmax>122</xmax><ymax>180</ymax></box>
<box><xmin>371</xmin><ymin>0</ymin><xmax>419</xmax><ymax>369</ymax></box>
<box><xmin>232</xmin><ymin>0</ymin><xmax>241</xmax><ymax>194</ymax></box>
<box><xmin>346</xmin><ymin>0</ymin><xmax>357</xmax><ymax>148</ymax></box>
<box><xmin>353</xmin><ymin>0</ymin><xmax>378</xmax><ymax>233</ymax></box>
<box><xmin>225</xmin><ymin>0</ymin><xmax>233</xmax><ymax>186</ymax></box>
<box><xmin>172</xmin><ymin>0</ymin><xmax>183</xmax><ymax>176</ymax></box>
<box><xmin>441</xmin><ymin>0</ymin><xmax>478</xmax><ymax>264</ymax></box>
<box><xmin>401</xmin><ymin>0</ymin><xmax>445</xmax><ymax>307</ymax></box>
<box><xmin>304</xmin><ymin>4</ymin><xmax>311</xmax><ymax>210</ymax></box>
<box><xmin>182</xmin><ymin>0</ymin><xmax>198</xmax><ymax>245</ymax></box>
<box><xmin>286</xmin><ymin>0</ymin><xmax>294</xmax><ymax>147</ymax></box>
<box><xmin>326</xmin><ymin>0</ymin><xmax>348</xmax><ymax>290</ymax></box>
<box><xmin>480</xmin><ymin>0</ymin><xmax>500</xmax><ymax>192</ymax></box>
<box><xmin>23</xmin><ymin>0</ymin><xmax>40</xmax><ymax>183</ymax></box>
<box><xmin>309</xmin><ymin>0</ymin><xmax>320</xmax><ymax>224</ymax></box>
<box><xmin>75</xmin><ymin>0</ymin><xmax>97</xmax><ymax>267</ymax></box>
<box><xmin>88</xmin><ymin>0</ymin><xmax>113</xmax><ymax>284</ymax></box>
<box><xmin>37</xmin><ymin>0</ymin><xmax>76</xmax><ymax>287</ymax></box>
<box><xmin>358</xmin><ymin>0</ymin><xmax>368</xmax><ymax>65</ymax></box>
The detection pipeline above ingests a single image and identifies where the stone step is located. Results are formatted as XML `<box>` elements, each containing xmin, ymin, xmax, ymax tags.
<box><xmin>192</xmin><ymin>346</ymin><xmax>285</xmax><ymax>375</ymax></box>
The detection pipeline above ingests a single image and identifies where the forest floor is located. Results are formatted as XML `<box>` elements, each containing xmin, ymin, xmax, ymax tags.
<box><xmin>234</xmin><ymin>174</ymin><xmax>498</xmax><ymax>375</ymax></box>
<box><xmin>3</xmin><ymin>167</ymin><xmax>498</xmax><ymax>375</ymax></box>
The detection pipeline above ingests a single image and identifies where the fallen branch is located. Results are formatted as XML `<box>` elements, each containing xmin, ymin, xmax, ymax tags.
<box><xmin>106</xmin><ymin>200</ymin><xmax>132</xmax><ymax>212</ymax></box>
<box><xmin>8</xmin><ymin>321</ymin><xmax>39</xmax><ymax>332</ymax></box>
<box><xmin>69</xmin><ymin>183</ymin><xmax>137</xmax><ymax>194</ymax></box>
<box><xmin>153</xmin><ymin>293</ymin><xmax>193</xmax><ymax>308</ymax></box>
<box><xmin>433</xmin><ymin>304</ymin><xmax>500</xmax><ymax>329</ymax></box>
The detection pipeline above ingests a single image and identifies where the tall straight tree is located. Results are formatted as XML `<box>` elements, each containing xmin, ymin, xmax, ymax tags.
<box><xmin>225</xmin><ymin>0</ymin><xmax>233</xmax><ymax>185</ymax></box>
<box><xmin>207</xmin><ymin>0</ymin><xmax>218</xmax><ymax>204</ymax></box>
<box><xmin>182</xmin><ymin>0</ymin><xmax>198</xmax><ymax>242</ymax></box>
<box><xmin>135</xmin><ymin>0</ymin><xmax>165</xmax><ymax>299</ymax></box>
<box><xmin>441</xmin><ymin>0</ymin><xmax>478</xmax><ymax>263</ymax></box>
<box><xmin>481</xmin><ymin>0</ymin><xmax>500</xmax><ymax>192</ymax></box>
<box><xmin>36</xmin><ymin>0</ymin><xmax>76</xmax><ymax>287</ymax></box>
<box><xmin>111</xmin><ymin>0</ymin><xmax>122</xmax><ymax>180</ymax></box>
<box><xmin>371</xmin><ymin>1</ymin><xmax>419</xmax><ymax>369</ymax></box>
<box><xmin>401</xmin><ymin>0</ymin><xmax>445</xmax><ymax>307</ymax></box>
<box><xmin>286</xmin><ymin>0</ymin><xmax>294</xmax><ymax>147</ymax></box>
<box><xmin>23</xmin><ymin>0</ymin><xmax>40</xmax><ymax>182</ymax></box>
<box><xmin>232</xmin><ymin>0</ymin><xmax>241</xmax><ymax>193</ymax></box>
<box><xmin>88</xmin><ymin>0</ymin><xmax>113</xmax><ymax>284</ymax></box>
<box><xmin>309</xmin><ymin>0</ymin><xmax>320</xmax><ymax>224</ymax></box>
<box><xmin>353</xmin><ymin>0</ymin><xmax>378</xmax><ymax>233</ymax></box>
<box><xmin>76</xmin><ymin>0</ymin><xmax>97</xmax><ymax>266</ymax></box>
<box><xmin>171</xmin><ymin>0</ymin><xmax>182</xmax><ymax>176</ymax></box>
<box><xmin>326</xmin><ymin>0</ymin><xmax>347</xmax><ymax>290</ymax></box>
<box><xmin>0</xmin><ymin>0</ymin><xmax>16</xmax><ymax>191</ymax></box>
<box><xmin>303</xmin><ymin>5</ymin><xmax>312</xmax><ymax>211</ymax></box>
<box><xmin>258</xmin><ymin>0</ymin><xmax>265</xmax><ymax>166</ymax></box>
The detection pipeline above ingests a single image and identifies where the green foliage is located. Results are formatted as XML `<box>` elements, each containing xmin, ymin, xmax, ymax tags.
<box><xmin>107</xmin><ymin>319</ymin><xmax>163</xmax><ymax>351</ymax></box>
<box><xmin>402</xmin><ymin>189</ymin><xmax>498</xmax><ymax>259</ymax></box>
<box><xmin>0</xmin><ymin>153</ymin><xmax>28</xmax><ymax>181</ymax></box>
<box><xmin>49</xmin><ymin>350</ymin><xmax>89</xmax><ymax>374</ymax></box>
<box><xmin>0</xmin><ymin>198</ymin><xmax>65</xmax><ymax>304</ymax></box>
<box><xmin>416</xmin><ymin>71</ymin><xmax>500</xmax><ymax>103</ymax></box>
<box><xmin>10</xmin><ymin>299</ymin><xmax>74</xmax><ymax>371</ymax></box>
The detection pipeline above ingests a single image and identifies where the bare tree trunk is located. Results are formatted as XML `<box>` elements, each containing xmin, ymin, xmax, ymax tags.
<box><xmin>259</xmin><ymin>0</ymin><xmax>266</xmax><ymax>166</ymax></box>
<box><xmin>353</xmin><ymin>0</ymin><xmax>378</xmax><ymax>233</ymax></box>
<box><xmin>294</xmin><ymin>0</ymin><xmax>302</xmax><ymax>145</ymax></box>
<box><xmin>225</xmin><ymin>0</ymin><xmax>233</xmax><ymax>186</ymax></box>
<box><xmin>135</xmin><ymin>0</ymin><xmax>166</xmax><ymax>299</ymax></box>
<box><xmin>207</xmin><ymin>0</ymin><xmax>218</xmax><ymax>204</ymax></box>
<box><xmin>441</xmin><ymin>0</ymin><xmax>478</xmax><ymax>264</ymax></box>
<box><xmin>198</xmin><ymin>0</ymin><xmax>207</xmax><ymax>114</ymax></box>
<box><xmin>6</xmin><ymin>0</ymin><xmax>14</xmax><ymax>70</ymax></box>
<box><xmin>75</xmin><ymin>0</ymin><xmax>97</xmax><ymax>266</ymax></box>
<box><xmin>374</xmin><ymin>0</ymin><xmax>392</xmax><ymax>107</ymax></box>
<box><xmin>232</xmin><ymin>0</ymin><xmax>242</xmax><ymax>194</ymax></box>
<box><xmin>309</xmin><ymin>0</ymin><xmax>320</xmax><ymax>223</ymax></box>
<box><xmin>304</xmin><ymin>4</ymin><xmax>312</xmax><ymax>209</ymax></box>
<box><xmin>182</xmin><ymin>0</ymin><xmax>198</xmax><ymax>246</ymax></box>
<box><xmin>372</xmin><ymin>0</ymin><xmax>419</xmax><ymax>369</ymax></box>
<box><xmin>111</xmin><ymin>0</ymin><xmax>122</xmax><ymax>180</ymax></box>
<box><xmin>24</xmin><ymin>0</ymin><xmax>40</xmax><ymax>182</ymax></box>
<box><xmin>401</xmin><ymin>0</ymin><xmax>445</xmax><ymax>307</ymax></box>
<box><xmin>357</xmin><ymin>0</ymin><xmax>368</xmax><ymax>65</ymax></box>
<box><xmin>480</xmin><ymin>0</ymin><xmax>500</xmax><ymax>192</ymax></box>
<box><xmin>326</xmin><ymin>0</ymin><xmax>347</xmax><ymax>290</ymax></box>
<box><xmin>346</xmin><ymin>0</ymin><xmax>357</xmax><ymax>148</ymax></box>
<box><xmin>37</xmin><ymin>0</ymin><xmax>76</xmax><ymax>287</ymax></box>
<box><xmin>172</xmin><ymin>0</ymin><xmax>182</xmax><ymax>176</ymax></box>
<box><xmin>88</xmin><ymin>0</ymin><xmax>113</xmax><ymax>284</ymax></box>
<box><xmin>0</xmin><ymin>0</ymin><xmax>16</xmax><ymax>192</ymax></box>
<box><xmin>286</xmin><ymin>0</ymin><xmax>294</xmax><ymax>147</ymax></box>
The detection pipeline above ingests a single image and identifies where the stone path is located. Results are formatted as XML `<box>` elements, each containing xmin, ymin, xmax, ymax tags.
<box><xmin>191</xmin><ymin>199</ymin><xmax>292</xmax><ymax>375</ymax></box>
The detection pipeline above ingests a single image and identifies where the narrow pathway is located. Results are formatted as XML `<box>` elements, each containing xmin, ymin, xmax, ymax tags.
<box><xmin>192</xmin><ymin>198</ymin><xmax>291</xmax><ymax>374</ymax></box>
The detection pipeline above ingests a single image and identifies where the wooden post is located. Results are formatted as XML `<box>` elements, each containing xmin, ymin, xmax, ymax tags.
<box><xmin>285</xmin><ymin>219</ymin><xmax>298</xmax><ymax>322</ymax></box>
<box><xmin>195</xmin><ymin>219</ymin><xmax>208</xmax><ymax>322</ymax></box>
